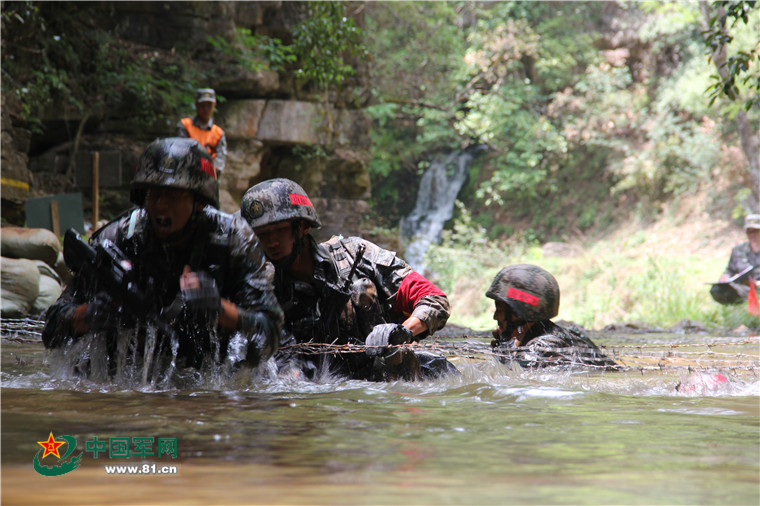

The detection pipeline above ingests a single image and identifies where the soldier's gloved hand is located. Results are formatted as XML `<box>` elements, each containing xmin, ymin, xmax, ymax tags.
<box><xmin>84</xmin><ymin>292</ymin><xmax>116</xmax><ymax>332</ymax></box>
<box><xmin>365</xmin><ymin>323</ymin><xmax>414</xmax><ymax>356</ymax></box>
<box><xmin>181</xmin><ymin>271</ymin><xmax>222</xmax><ymax>316</ymax></box>
<box><xmin>226</xmin><ymin>332</ymin><xmax>269</xmax><ymax>370</ymax></box>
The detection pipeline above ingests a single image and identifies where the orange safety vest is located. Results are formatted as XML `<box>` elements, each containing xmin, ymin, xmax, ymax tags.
<box><xmin>181</xmin><ymin>118</ymin><xmax>223</xmax><ymax>159</ymax></box>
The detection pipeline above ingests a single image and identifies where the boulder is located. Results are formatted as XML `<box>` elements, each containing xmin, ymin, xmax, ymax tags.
<box><xmin>222</xmin><ymin>139</ymin><xmax>267</xmax><ymax>200</ymax></box>
<box><xmin>220</xmin><ymin>100</ymin><xmax>268</xmax><ymax>140</ymax></box>
<box><xmin>1</xmin><ymin>227</ymin><xmax>61</xmax><ymax>267</ymax></box>
<box><xmin>1</xmin><ymin>257</ymin><xmax>40</xmax><ymax>317</ymax></box>
<box><xmin>543</xmin><ymin>242</ymin><xmax>582</xmax><ymax>258</ymax></box>
<box><xmin>256</xmin><ymin>100</ymin><xmax>330</xmax><ymax>146</ymax></box>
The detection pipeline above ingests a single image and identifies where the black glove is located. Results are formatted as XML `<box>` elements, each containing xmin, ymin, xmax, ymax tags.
<box><xmin>84</xmin><ymin>292</ymin><xmax>116</xmax><ymax>331</ymax></box>
<box><xmin>365</xmin><ymin>323</ymin><xmax>414</xmax><ymax>356</ymax></box>
<box><xmin>181</xmin><ymin>271</ymin><xmax>222</xmax><ymax>316</ymax></box>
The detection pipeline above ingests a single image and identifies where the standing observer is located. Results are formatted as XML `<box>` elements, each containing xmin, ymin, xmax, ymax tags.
<box><xmin>177</xmin><ymin>88</ymin><xmax>227</xmax><ymax>177</ymax></box>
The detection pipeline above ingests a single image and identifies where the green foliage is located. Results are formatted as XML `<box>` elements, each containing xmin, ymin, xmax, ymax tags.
<box><xmin>2</xmin><ymin>2</ymin><xmax>203</xmax><ymax>134</ymax></box>
<box><xmin>703</xmin><ymin>0</ymin><xmax>760</xmax><ymax>110</ymax></box>
<box><xmin>208</xmin><ymin>28</ymin><xmax>295</xmax><ymax>73</ymax></box>
<box><xmin>366</xmin><ymin>1</ymin><xmax>756</xmax><ymax>243</ymax></box>
<box><xmin>291</xmin><ymin>1</ymin><xmax>364</xmax><ymax>90</ymax></box>
<box><xmin>208</xmin><ymin>2</ymin><xmax>365</xmax><ymax>98</ymax></box>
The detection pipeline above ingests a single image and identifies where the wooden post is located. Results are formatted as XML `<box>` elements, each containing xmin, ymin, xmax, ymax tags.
<box><xmin>50</xmin><ymin>200</ymin><xmax>61</xmax><ymax>237</ymax></box>
<box><xmin>92</xmin><ymin>151</ymin><xmax>100</xmax><ymax>229</ymax></box>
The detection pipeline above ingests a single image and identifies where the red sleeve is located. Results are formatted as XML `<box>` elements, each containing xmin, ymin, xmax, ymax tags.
<box><xmin>392</xmin><ymin>271</ymin><xmax>446</xmax><ymax>316</ymax></box>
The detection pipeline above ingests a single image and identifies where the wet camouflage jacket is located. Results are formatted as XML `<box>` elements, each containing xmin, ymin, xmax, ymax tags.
<box><xmin>43</xmin><ymin>207</ymin><xmax>283</xmax><ymax>369</ymax></box>
<box><xmin>492</xmin><ymin>320</ymin><xmax>616</xmax><ymax>370</ymax></box>
<box><xmin>724</xmin><ymin>241</ymin><xmax>760</xmax><ymax>280</ymax></box>
<box><xmin>275</xmin><ymin>235</ymin><xmax>450</xmax><ymax>347</ymax></box>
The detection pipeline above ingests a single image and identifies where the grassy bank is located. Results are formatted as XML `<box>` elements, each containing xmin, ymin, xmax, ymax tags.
<box><xmin>424</xmin><ymin>201</ymin><xmax>758</xmax><ymax>332</ymax></box>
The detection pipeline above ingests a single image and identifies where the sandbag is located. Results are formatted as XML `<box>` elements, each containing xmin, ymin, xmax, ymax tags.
<box><xmin>1</xmin><ymin>256</ymin><xmax>41</xmax><ymax>317</ymax></box>
<box><xmin>0</xmin><ymin>227</ymin><xmax>61</xmax><ymax>267</ymax></box>
<box><xmin>31</xmin><ymin>260</ymin><xmax>63</xmax><ymax>315</ymax></box>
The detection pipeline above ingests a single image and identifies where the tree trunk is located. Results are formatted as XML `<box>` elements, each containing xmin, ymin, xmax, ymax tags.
<box><xmin>700</xmin><ymin>2</ymin><xmax>760</xmax><ymax>211</ymax></box>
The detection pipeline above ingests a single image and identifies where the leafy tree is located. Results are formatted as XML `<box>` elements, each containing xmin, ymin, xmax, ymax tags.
<box><xmin>703</xmin><ymin>0</ymin><xmax>759</xmax><ymax>109</ymax></box>
<box><xmin>701</xmin><ymin>0</ymin><xmax>760</xmax><ymax>210</ymax></box>
<box><xmin>291</xmin><ymin>1</ymin><xmax>365</xmax><ymax>92</ymax></box>
<box><xmin>2</xmin><ymin>2</ymin><xmax>204</xmax><ymax>173</ymax></box>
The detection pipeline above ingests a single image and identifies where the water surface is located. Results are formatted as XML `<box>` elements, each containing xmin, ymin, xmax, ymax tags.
<box><xmin>2</xmin><ymin>333</ymin><xmax>758</xmax><ymax>505</ymax></box>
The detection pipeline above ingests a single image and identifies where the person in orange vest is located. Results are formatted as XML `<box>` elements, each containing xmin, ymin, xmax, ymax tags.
<box><xmin>177</xmin><ymin>88</ymin><xmax>227</xmax><ymax>177</ymax></box>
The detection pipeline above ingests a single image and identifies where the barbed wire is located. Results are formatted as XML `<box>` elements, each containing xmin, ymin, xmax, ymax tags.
<box><xmin>0</xmin><ymin>318</ymin><xmax>46</xmax><ymax>341</ymax></box>
<box><xmin>278</xmin><ymin>338</ymin><xmax>760</xmax><ymax>373</ymax></box>
<box><xmin>3</xmin><ymin>319</ymin><xmax>758</xmax><ymax>373</ymax></box>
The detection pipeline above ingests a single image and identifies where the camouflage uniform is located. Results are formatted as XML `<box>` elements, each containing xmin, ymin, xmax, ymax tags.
<box><xmin>492</xmin><ymin>321</ymin><xmax>617</xmax><ymax>370</ymax></box>
<box><xmin>711</xmin><ymin>241</ymin><xmax>760</xmax><ymax>304</ymax></box>
<box><xmin>43</xmin><ymin>138</ymin><xmax>282</xmax><ymax>375</ymax></box>
<box><xmin>43</xmin><ymin>207</ymin><xmax>282</xmax><ymax>371</ymax></box>
<box><xmin>274</xmin><ymin>235</ymin><xmax>453</xmax><ymax>380</ymax></box>
<box><xmin>711</xmin><ymin>214</ymin><xmax>760</xmax><ymax>304</ymax></box>
<box><xmin>487</xmin><ymin>264</ymin><xmax>616</xmax><ymax>370</ymax></box>
<box><xmin>241</xmin><ymin>178</ymin><xmax>455</xmax><ymax>381</ymax></box>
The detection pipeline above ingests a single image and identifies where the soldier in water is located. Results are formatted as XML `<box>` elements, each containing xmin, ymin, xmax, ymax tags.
<box><xmin>43</xmin><ymin>138</ymin><xmax>282</xmax><ymax>381</ymax></box>
<box><xmin>487</xmin><ymin>264</ymin><xmax>617</xmax><ymax>369</ymax></box>
<box><xmin>240</xmin><ymin>178</ymin><xmax>457</xmax><ymax>381</ymax></box>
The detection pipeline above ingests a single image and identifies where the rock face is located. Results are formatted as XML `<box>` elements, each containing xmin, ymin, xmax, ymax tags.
<box><xmin>2</xmin><ymin>1</ymin><xmax>372</xmax><ymax>241</ymax></box>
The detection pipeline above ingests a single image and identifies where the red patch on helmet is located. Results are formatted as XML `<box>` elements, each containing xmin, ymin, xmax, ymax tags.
<box><xmin>289</xmin><ymin>193</ymin><xmax>312</xmax><ymax>206</ymax></box>
<box><xmin>507</xmin><ymin>287</ymin><xmax>540</xmax><ymax>306</ymax></box>
<box><xmin>200</xmin><ymin>158</ymin><xmax>217</xmax><ymax>179</ymax></box>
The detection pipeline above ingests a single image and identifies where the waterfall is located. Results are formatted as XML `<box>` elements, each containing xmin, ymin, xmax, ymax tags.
<box><xmin>400</xmin><ymin>147</ymin><xmax>485</xmax><ymax>273</ymax></box>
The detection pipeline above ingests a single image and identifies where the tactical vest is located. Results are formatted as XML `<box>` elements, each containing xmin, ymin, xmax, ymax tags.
<box><xmin>277</xmin><ymin>237</ymin><xmax>388</xmax><ymax>345</ymax></box>
<box><xmin>181</xmin><ymin>118</ymin><xmax>223</xmax><ymax>160</ymax></box>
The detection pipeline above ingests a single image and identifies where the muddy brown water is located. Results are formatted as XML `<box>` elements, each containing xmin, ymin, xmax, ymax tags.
<box><xmin>2</xmin><ymin>329</ymin><xmax>759</xmax><ymax>505</ymax></box>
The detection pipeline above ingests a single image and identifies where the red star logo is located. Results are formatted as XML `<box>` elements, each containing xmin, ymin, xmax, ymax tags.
<box><xmin>37</xmin><ymin>432</ymin><xmax>66</xmax><ymax>459</ymax></box>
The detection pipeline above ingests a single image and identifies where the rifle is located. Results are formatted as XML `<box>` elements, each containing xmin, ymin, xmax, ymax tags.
<box><xmin>63</xmin><ymin>228</ymin><xmax>151</xmax><ymax>314</ymax></box>
<box><xmin>343</xmin><ymin>243</ymin><xmax>366</xmax><ymax>292</ymax></box>
<box><xmin>63</xmin><ymin>228</ymin><xmax>178</xmax><ymax>330</ymax></box>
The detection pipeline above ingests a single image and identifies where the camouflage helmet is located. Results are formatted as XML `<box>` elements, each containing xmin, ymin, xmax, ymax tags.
<box><xmin>486</xmin><ymin>264</ymin><xmax>560</xmax><ymax>321</ymax></box>
<box><xmin>241</xmin><ymin>178</ymin><xmax>321</xmax><ymax>230</ymax></box>
<box><xmin>130</xmin><ymin>137</ymin><xmax>219</xmax><ymax>208</ymax></box>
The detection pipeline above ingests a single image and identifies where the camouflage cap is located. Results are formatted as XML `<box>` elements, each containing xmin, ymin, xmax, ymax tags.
<box><xmin>745</xmin><ymin>214</ymin><xmax>760</xmax><ymax>230</ymax></box>
<box><xmin>195</xmin><ymin>88</ymin><xmax>216</xmax><ymax>103</ymax></box>
<box><xmin>485</xmin><ymin>264</ymin><xmax>560</xmax><ymax>321</ymax></box>
<box><xmin>130</xmin><ymin>137</ymin><xmax>219</xmax><ymax>208</ymax></box>
<box><xmin>241</xmin><ymin>178</ymin><xmax>321</xmax><ymax>230</ymax></box>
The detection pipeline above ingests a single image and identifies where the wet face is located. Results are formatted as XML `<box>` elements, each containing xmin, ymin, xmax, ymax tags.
<box><xmin>493</xmin><ymin>300</ymin><xmax>512</xmax><ymax>334</ymax></box>
<box><xmin>195</xmin><ymin>101</ymin><xmax>216</xmax><ymax>123</ymax></box>
<box><xmin>254</xmin><ymin>222</ymin><xmax>297</xmax><ymax>261</ymax></box>
<box><xmin>493</xmin><ymin>300</ymin><xmax>527</xmax><ymax>335</ymax></box>
<box><xmin>145</xmin><ymin>187</ymin><xmax>195</xmax><ymax>238</ymax></box>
